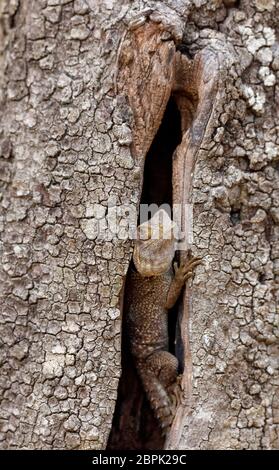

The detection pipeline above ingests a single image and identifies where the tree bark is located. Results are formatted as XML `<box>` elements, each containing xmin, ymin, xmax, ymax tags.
<box><xmin>0</xmin><ymin>0</ymin><xmax>278</xmax><ymax>450</ymax></box>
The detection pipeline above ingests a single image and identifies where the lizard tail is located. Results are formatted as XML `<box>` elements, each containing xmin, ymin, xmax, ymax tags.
<box><xmin>137</xmin><ymin>366</ymin><xmax>174</xmax><ymax>434</ymax></box>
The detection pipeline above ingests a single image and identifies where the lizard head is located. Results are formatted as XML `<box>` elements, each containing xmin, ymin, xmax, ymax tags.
<box><xmin>133</xmin><ymin>210</ymin><xmax>177</xmax><ymax>277</ymax></box>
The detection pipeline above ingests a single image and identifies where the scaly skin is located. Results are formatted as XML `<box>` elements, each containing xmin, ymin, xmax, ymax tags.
<box><xmin>125</xmin><ymin>236</ymin><xmax>202</xmax><ymax>433</ymax></box>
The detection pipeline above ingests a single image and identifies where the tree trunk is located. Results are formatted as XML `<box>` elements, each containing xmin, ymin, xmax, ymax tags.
<box><xmin>0</xmin><ymin>0</ymin><xmax>278</xmax><ymax>450</ymax></box>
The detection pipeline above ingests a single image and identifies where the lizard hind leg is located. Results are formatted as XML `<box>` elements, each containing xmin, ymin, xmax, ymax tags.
<box><xmin>137</xmin><ymin>366</ymin><xmax>174</xmax><ymax>434</ymax></box>
<box><xmin>146</xmin><ymin>350</ymin><xmax>179</xmax><ymax>388</ymax></box>
<box><xmin>137</xmin><ymin>351</ymin><xmax>180</xmax><ymax>434</ymax></box>
<box><xmin>146</xmin><ymin>351</ymin><xmax>182</xmax><ymax>426</ymax></box>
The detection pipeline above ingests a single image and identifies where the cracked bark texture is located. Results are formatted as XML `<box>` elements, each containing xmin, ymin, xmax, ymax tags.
<box><xmin>0</xmin><ymin>0</ymin><xmax>278</xmax><ymax>450</ymax></box>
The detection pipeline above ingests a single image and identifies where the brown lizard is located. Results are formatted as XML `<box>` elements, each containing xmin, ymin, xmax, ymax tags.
<box><xmin>125</xmin><ymin>211</ymin><xmax>202</xmax><ymax>433</ymax></box>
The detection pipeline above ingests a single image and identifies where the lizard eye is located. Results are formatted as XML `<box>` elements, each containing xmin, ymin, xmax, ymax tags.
<box><xmin>137</xmin><ymin>225</ymin><xmax>152</xmax><ymax>240</ymax></box>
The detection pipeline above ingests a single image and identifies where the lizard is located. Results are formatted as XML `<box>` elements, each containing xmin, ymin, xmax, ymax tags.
<box><xmin>125</xmin><ymin>210</ymin><xmax>202</xmax><ymax>433</ymax></box>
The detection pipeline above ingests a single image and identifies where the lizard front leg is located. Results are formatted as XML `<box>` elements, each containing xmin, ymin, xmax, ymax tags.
<box><xmin>166</xmin><ymin>256</ymin><xmax>202</xmax><ymax>309</ymax></box>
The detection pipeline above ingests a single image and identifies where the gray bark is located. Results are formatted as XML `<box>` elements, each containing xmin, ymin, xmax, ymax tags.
<box><xmin>0</xmin><ymin>0</ymin><xmax>278</xmax><ymax>450</ymax></box>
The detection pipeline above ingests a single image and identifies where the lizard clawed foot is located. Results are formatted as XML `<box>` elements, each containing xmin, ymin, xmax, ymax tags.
<box><xmin>158</xmin><ymin>376</ymin><xmax>183</xmax><ymax>436</ymax></box>
<box><xmin>173</xmin><ymin>256</ymin><xmax>203</xmax><ymax>285</ymax></box>
<box><xmin>168</xmin><ymin>374</ymin><xmax>183</xmax><ymax>410</ymax></box>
